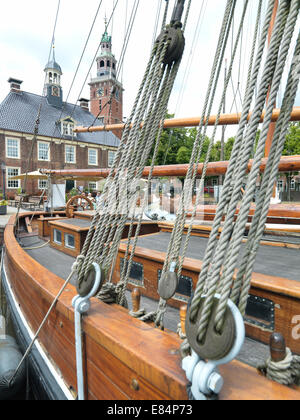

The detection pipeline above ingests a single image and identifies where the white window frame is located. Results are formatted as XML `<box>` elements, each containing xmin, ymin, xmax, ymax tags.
<box><xmin>65</xmin><ymin>145</ymin><xmax>76</xmax><ymax>164</ymax></box>
<box><xmin>65</xmin><ymin>233</ymin><xmax>75</xmax><ymax>249</ymax></box>
<box><xmin>6</xmin><ymin>137</ymin><xmax>20</xmax><ymax>159</ymax></box>
<box><xmin>88</xmin><ymin>148</ymin><xmax>98</xmax><ymax>166</ymax></box>
<box><xmin>38</xmin><ymin>179</ymin><xmax>48</xmax><ymax>190</ymax></box>
<box><xmin>88</xmin><ymin>182</ymin><xmax>97</xmax><ymax>191</ymax></box>
<box><xmin>277</xmin><ymin>180</ymin><xmax>284</xmax><ymax>191</ymax></box>
<box><xmin>53</xmin><ymin>229</ymin><xmax>62</xmax><ymax>245</ymax></box>
<box><xmin>38</xmin><ymin>141</ymin><xmax>50</xmax><ymax>162</ymax></box>
<box><xmin>290</xmin><ymin>179</ymin><xmax>296</xmax><ymax>191</ymax></box>
<box><xmin>6</xmin><ymin>167</ymin><xmax>21</xmax><ymax>189</ymax></box>
<box><xmin>108</xmin><ymin>150</ymin><xmax>116</xmax><ymax>167</ymax></box>
<box><xmin>61</xmin><ymin>119</ymin><xmax>76</xmax><ymax>137</ymax></box>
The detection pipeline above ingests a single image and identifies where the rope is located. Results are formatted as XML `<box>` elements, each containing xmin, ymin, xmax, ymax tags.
<box><xmin>212</xmin><ymin>0</ymin><xmax>299</xmax><ymax>333</ymax></box>
<box><xmin>188</xmin><ymin>0</ymin><xmax>299</xmax><ymax>345</ymax></box>
<box><xmin>74</xmin><ymin>6</ymin><xmax>186</xmax><ymax>314</ymax></box>
<box><xmin>258</xmin><ymin>349</ymin><xmax>300</xmax><ymax>386</ymax></box>
<box><xmin>153</xmin><ymin>0</ymin><xmax>240</xmax><ymax>329</ymax></box>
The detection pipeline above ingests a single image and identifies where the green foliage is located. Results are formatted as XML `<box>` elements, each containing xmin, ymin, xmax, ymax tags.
<box><xmin>282</xmin><ymin>122</ymin><xmax>300</xmax><ymax>156</ymax></box>
<box><xmin>147</xmin><ymin>120</ymin><xmax>299</xmax><ymax>168</ymax></box>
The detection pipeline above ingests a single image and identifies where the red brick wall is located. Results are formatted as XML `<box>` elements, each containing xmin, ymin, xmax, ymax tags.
<box><xmin>90</xmin><ymin>81</ymin><xmax>123</xmax><ymax>139</ymax></box>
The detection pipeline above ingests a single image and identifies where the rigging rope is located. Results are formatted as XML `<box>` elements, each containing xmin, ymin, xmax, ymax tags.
<box><xmin>75</xmin><ymin>3</ymin><xmax>187</xmax><ymax>298</ymax></box>
<box><xmin>188</xmin><ymin>0</ymin><xmax>299</xmax><ymax>345</ymax></box>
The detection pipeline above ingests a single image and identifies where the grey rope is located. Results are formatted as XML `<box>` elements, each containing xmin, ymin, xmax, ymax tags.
<box><xmin>258</xmin><ymin>349</ymin><xmax>300</xmax><ymax>386</ymax></box>
<box><xmin>214</xmin><ymin>0</ymin><xmax>300</xmax><ymax>331</ymax></box>
<box><xmin>189</xmin><ymin>0</ymin><xmax>295</xmax><ymax>344</ymax></box>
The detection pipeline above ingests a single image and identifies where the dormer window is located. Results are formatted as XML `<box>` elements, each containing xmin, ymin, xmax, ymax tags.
<box><xmin>60</xmin><ymin>117</ymin><xmax>76</xmax><ymax>137</ymax></box>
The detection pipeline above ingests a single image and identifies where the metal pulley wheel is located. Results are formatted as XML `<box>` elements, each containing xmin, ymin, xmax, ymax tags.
<box><xmin>155</xmin><ymin>24</ymin><xmax>185</xmax><ymax>65</ymax></box>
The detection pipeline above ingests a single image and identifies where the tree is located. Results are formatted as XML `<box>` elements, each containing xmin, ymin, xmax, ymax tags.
<box><xmin>282</xmin><ymin>122</ymin><xmax>300</xmax><ymax>155</ymax></box>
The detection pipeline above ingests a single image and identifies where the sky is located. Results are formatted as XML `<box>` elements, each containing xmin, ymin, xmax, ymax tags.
<box><xmin>0</xmin><ymin>0</ymin><xmax>299</xmax><ymax>142</ymax></box>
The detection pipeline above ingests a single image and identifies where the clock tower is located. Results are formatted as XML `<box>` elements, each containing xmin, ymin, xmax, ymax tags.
<box><xmin>44</xmin><ymin>47</ymin><xmax>63</xmax><ymax>108</ymax></box>
<box><xmin>89</xmin><ymin>25</ymin><xmax>123</xmax><ymax>138</ymax></box>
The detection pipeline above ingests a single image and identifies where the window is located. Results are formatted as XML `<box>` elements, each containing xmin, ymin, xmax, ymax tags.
<box><xmin>100</xmin><ymin>60</ymin><xmax>105</xmax><ymax>68</ymax></box>
<box><xmin>54</xmin><ymin>229</ymin><xmax>62</xmax><ymax>245</ymax></box>
<box><xmin>277</xmin><ymin>180</ymin><xmax>284</xmax><ymax>191</ymax></box>
<box><xmin>7</xmin><ymin>167</ymin><xmax>20</xmax><ymax>189</ymax></box>
<box><xmin>6</xmin><ymin>138</ymin><xmax>20</xmax><ymax>159</ymax></box>
<box><xmin>65</xmin><ymin>145</ymin><xmax>76</xmax><ymax>164</ymax></box>
<box><xmin>88</xmin><ymin>149</ymin><xmax>98</xmax><ymax>166</ymax></box>
<box><xmin>65</xmin><ymin>233</ymin><xmax>75</xmax><ymax>249</ymax></box>
<box><xmin>291</xmin><ymin>179</ymin><xmax>296</xmax><ymax>190</ymax></box>
<box><xmin>88</xmin><ymin>182</ymin><xmax>97</xmax><ymax>191</ymax></box>
<box><xmin>38</xmin><ymin>142</ymin><xmax>50</xmax><ymax>161</ymax></box>
<box><xmin>62</xmin><ymin>122</ymin><xmax>74</xmax><ymax>136</ymax></box>
<box><xmin>61</xmin><ymin>119</ymin><xmax>76</xmax><ymax>137</ymax></box>
<box><xmin>108</xmin><ymin>150</ymin><xmax>116</xmax><ymax>167</ymax></box>
<box><xmin>38</xmin><ymin>179</ymin><xmax>48</xmax><ymax>190</ymax></box>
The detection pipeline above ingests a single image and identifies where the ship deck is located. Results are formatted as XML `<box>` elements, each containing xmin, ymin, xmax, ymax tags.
<box><xmin>125</xmin><ymin>231</ymin><xmax>300</xmax><ymax>282</ymax></box>
<box><xmin>19</xmin><ymin>234</ymin><xmax>274</xmax><ymax>369</ymax></box>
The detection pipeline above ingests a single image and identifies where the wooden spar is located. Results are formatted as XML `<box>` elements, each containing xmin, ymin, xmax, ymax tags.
<box><xmin>41</xmin><ymin>155</ymin><xmax>300</xmax><ymax>179</ymax></box>
<box><xmin>74</xmin><ymin>107</ymin><xmax>300</xmax><ymax>133</ymax></box>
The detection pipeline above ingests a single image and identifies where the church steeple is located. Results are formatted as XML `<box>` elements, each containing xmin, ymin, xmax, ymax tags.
<box><xmin>89</xmin><ymin>22</ymin><xmax>123</xmax><ymax>138</ymax></box>
<box><xmin>44</xmin><ymin>44</ymin><xmax>63</xmax><ymax>108</ymax></box>
<box><xmin>96</xmin><ymin>21</ymin><xmax>117</xmax><ymax>80</ymax></box>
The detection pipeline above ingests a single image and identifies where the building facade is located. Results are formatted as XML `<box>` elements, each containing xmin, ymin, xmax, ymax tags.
<box><xmin>0</xmin><ymin>37</ymin><xmax>120</xmax><ymax>198</ymax></box>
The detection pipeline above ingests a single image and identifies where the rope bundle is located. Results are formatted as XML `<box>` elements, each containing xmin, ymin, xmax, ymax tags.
<box><xmin>258</xmin><ymin>349</ymin><xmax>300</xmax><ymax>386</ymax></box>
<box><xmin>184</xmin><ymin>0</ymin><xmax>300</xmax><ymax>346</ymax></box>
<box><xmin>74</xmin><ymin>1</ymin><xmax>187</xmax><ymax>313</ymax></box>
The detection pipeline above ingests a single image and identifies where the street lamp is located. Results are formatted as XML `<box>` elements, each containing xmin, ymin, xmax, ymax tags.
<box><xmin>1</xmin><ymin>162</ymin><xmax>6</xmax><ymax>199</ymax></box>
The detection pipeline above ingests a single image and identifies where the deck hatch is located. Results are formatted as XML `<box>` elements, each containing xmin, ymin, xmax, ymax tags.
<box><xmin>157</xmin><ymin>270</ymin><xmax>193</xmax><ymax>302</ymax></box>
<box><xmin>244</xmin><ymin>294</ymin><xmax>275</xmax><ymax>331</ymax></box>
<box><xmin>120</xmin><ymin>258</ymin><xmax>144</xmax><ymax>287</ymax></box>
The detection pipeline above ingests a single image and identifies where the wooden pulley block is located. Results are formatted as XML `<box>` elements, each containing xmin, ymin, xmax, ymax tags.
<box><xmin>155</xmin><ymin>24</ymin><xmax>185</xmax><ymax>65</ymax></box>
<box><xmin>158</xmin><ymin>271</ymin><xmax>179</xmax><ymax>300</ymax></box>
<box><xmin>185</xmin><ymin>296</ymin><xmax>236</xmax><ymax>361</ymax></box>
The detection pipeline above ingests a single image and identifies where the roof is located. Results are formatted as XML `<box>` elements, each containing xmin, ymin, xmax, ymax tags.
<box><xmin>101</xmin><ymin>30</ymin><xmax>112</xmax><ymax>44</ymax></box>
<box><xmin>0</xmin><ymin>90</ymin><xmax>120</xmax><ymax>148</ymax></box>
<box><xmin>44</xmin><ymin>59</ymin><xmax>62</xmax><ymax>74</ymax></box>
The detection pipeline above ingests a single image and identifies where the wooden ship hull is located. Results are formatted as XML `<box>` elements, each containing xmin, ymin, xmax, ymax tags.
<box><xmin>1</xmin><ymin>211</ymin><xmax>300</xmax><ymax>400</ymax></box>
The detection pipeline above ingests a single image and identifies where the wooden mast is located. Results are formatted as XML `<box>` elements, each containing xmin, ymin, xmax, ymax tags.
<box><xmin>41</xmin><ymin>155</ymin><xmax>300</xmax><ymax>179</ymax></box>
<box><xmin>74</xmin><ymin>107</ymin><xmax>300</xmax><ymax>133</ymax></box>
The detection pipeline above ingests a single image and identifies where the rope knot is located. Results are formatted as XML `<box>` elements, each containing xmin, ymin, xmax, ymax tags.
<box><xmin>72</xmin><ymin>254</ymin><xmax>85</xmax><ymax>273</ymax></box>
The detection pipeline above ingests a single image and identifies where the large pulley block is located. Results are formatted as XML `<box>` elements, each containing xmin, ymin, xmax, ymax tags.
<box><xmin>156</xmin><ymin>24</ymin><xmax>185</xmax><ymax>65</ymax></box>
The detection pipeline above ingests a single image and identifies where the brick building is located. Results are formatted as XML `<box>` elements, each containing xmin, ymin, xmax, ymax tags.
<box><xmin>0</xmin><ymin>29</ymin><xmax>122</xmax><ymax>198</ymax></box>
<box><xmin>89</xmin><ymin>27</ymin><xmax>124</xmax><ymax>139</ymax></box>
